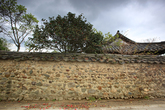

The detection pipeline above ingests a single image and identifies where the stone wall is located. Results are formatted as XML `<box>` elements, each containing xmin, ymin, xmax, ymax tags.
<box><xmin>0</xmin><ymin>51</ymin><xmax>165</xmax><ymax>101</ymax></box>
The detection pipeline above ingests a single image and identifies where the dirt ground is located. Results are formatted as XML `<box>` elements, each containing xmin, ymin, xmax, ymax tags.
<box><xmin>0</xmin><ymin>98</ymin><xmax>165</xmax><ymax>110</ymax></box>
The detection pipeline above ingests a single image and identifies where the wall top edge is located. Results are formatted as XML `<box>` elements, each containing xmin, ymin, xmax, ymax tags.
<box><xmin>0</xmin><ymin>51</ymin><xmax>163</xmax><ymax>56</ymax></box>
<box><xmin>0</xmin><ymin>51</ymin><xmax>164</xmax><ymax>64</ymax></box>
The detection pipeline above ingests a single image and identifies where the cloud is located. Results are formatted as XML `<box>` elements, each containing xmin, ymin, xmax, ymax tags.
<box><xmin>5</xmin><ymin>0</ymin><xmax>165</xmax><ymax>52</ymax></box>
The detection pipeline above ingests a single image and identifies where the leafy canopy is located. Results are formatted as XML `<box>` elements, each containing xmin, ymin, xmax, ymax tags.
<box><xmin>0</xmin><ymin>37</ymin><xmax>10</xmax><ymax>51</ymax></box>
<box><xmin>84</xmin><ymin>28</ymin><xmax>104</xmax><ymax>53</ymax></box>
<box><xmin>27</xmin><ymin>12</ymin><xmax>103</xmax><ymax>53</ymax></box>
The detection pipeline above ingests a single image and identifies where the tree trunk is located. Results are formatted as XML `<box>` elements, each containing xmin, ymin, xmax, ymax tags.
<box><xmin>17</xmin><ymin>44</ymin><xmax>20</xmax><ymax>52</ymax></box>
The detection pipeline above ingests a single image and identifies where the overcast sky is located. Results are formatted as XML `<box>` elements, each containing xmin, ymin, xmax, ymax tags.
<box><xmin>7</xmin><ymin>0</ymin><xmax>165</xmax><ymax>51</ymax></box>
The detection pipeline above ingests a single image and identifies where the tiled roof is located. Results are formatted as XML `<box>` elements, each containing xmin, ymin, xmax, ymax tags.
<box><xmin>103</xmin><ymin>31</ymin><xmax>165</xmax><ymax>55</ymax></box>
<box><xmin>106</xmin><ymin>30</ymin><xmax>136</xmax><ymax>44</ymax></box>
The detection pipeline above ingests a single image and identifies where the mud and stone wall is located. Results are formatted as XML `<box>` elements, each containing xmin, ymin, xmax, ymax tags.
<box><xmin>0</xmin><ymin>51</ymin><xmax>165</xmax><ymax>101</ymax></box>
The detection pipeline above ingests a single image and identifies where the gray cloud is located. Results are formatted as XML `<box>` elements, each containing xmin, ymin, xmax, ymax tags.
<box><xmin>68</xmin><ymin>0</ymin><xmax>133</xmax><ymax>22</ymax></box>
<box><xmin>6</xmin><ymin>0</ymin><xmax>165</xmax><ymax>51</ymax></box>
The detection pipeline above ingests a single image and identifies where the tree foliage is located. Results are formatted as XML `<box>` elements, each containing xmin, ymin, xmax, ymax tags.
<box><xmin>102</xmin><ymin>31</ymin><xmax>121</xmax><ymax>46</ymax></box>
<box><xmin>0</xmin><ymin>16</ymin><xmax>5</xmax><ymax>33</ymax></box>
<box><xmin>24</xmin><ymin>39</ymin><xmax>35</xmax><ymax>52</ymax></box>
<box><xmin>0</xmin><ymin>37</ymin><xmax>10</xmax><ymax>51</ymax></box>
<box><xmin>27</xmin><ymin>12</ymin><xmax>103</xmax><ymax>53</ymax></box>
<box><xmin>84</xmin><ymin>28</ymin><xmax>103</xmax><ymax>53</ymax></box>
<box><xmin>0</xmin><ymin>0</ymin><xmax>39</xmax><ymax>52</ymax></box>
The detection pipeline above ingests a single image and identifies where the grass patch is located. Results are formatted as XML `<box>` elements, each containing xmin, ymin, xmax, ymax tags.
<box><xmin>98</xmin><ymin>98</ymin><xmax>101</xmax><ymax>100</ymax></box>
<box><xmin>88</xmin><ymin>97</ymin><xmax>96</xmax><ymax>102</ymax></box>
<box><xmin>144</xmin><ymin>96</ymin><xmax>149</xmax><ymax>100</ymax></box>
<box><xmin>52</xmin><ymin>99</ymin><xmax>56</xmax><ymax>101</ymax></box>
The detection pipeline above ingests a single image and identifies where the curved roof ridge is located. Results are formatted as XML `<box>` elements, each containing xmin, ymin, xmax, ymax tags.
<box><xmin>116</xmin><ymin>30</ymin><xmax>136</xmax><ymax>44</ymax></box>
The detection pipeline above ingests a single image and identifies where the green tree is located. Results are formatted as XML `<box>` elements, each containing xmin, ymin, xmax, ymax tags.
<box><xmin>104</xmin><ymin>32</ymin><xmax>114</xmax><ymax>42</ymax></box>
<box><xmin>28</xmin><ymin>12</ymin><xmax>98</xmax><ymax>53</ymax></box>
<box><xmin>84</xmin><ymin>28</ymin><xmax>104</xmax><ymax>53</ymax></box>
<box><xmin>103</xmin><ymin>32</ymin><xmax>120</xmax><ymax>44</ymax></box>
<box><xmin>0</xmin><ymin>37</ymin><xmax>10</xmax><ymax>51</ymax></box>
<box><xmin>0</xmin><ymin>0</ymin><xmax>39</xmax><ymax>52</ymax></box>
<box><xmin>0</xmin><ymin>3</ymin><xmax>7</xmax><ymax>33</ymax></box>
<box><xmin>0</xmin><ymin>16</ymin><xmax>5</xmax><ymax>33</ymax></box>
<box><xmin>24</xmin><ymin>39</ymin><xmax>35</xmax><ymax>52</ymax></box>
